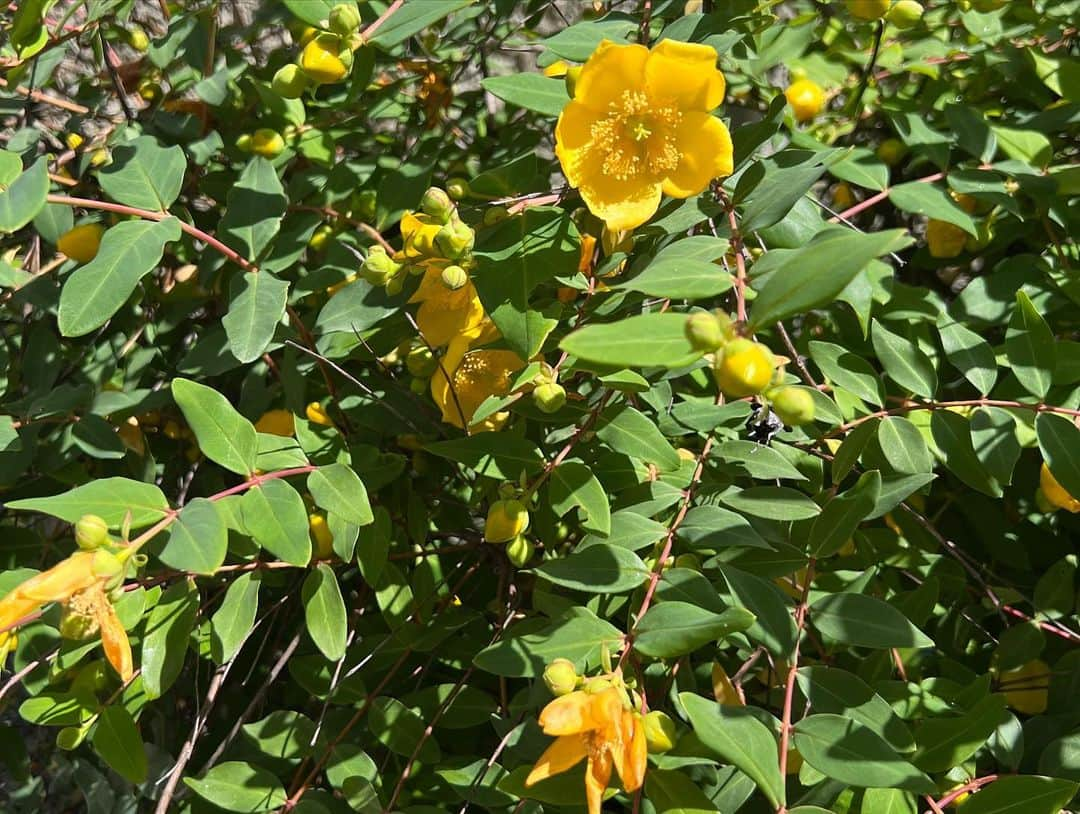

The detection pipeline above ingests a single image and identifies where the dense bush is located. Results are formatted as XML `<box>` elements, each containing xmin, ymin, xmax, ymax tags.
<box><xmin>0</xmin><ymin>1</ymin><xmax>1078</xmax><ymax>812</ymax></box>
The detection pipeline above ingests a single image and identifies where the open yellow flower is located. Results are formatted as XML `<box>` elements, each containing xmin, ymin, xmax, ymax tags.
<box><xmin>526</xmin><ymin>687</ymin><xmax>647</xmax><ymax>814</ymax></box>
<box><xmin>556</xmin><ymin>39</ymin><xmax>733</xmax><ymax>231</ymax></box>
<box><xmin>0</xmin><ymin>551</ymin><xmax>133</xmax><ymax>681</ymax></box>
<box><xmin>431</xmin><ymin>335</ymin><xmax>525</xmax><ymax>432</ymax></box>
<box><xmin>408</xmin><ymin>265</ymin><xmax>486</xmax><ymax>348</ymax></box>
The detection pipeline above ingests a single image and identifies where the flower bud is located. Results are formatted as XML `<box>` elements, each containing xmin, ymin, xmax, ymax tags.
<box><xmin>485</xmin><ymin>499</ymin><xmax>530</xmax><ymax>543</ymax></box>
<box><xmin>713</xmin><ymin>338</ymin><xmax>775</xmax><ymax>398</ymax></box>
<box><xmin>420</xmin><ymin>187</ymin><xmax>455</xmax><ymax>224</ymax></box>
<box><xmin>845</xmin><ymin>0</ymin><xmax>891</xmax><ymax>20</ymax></box>
<box><xmin>309</xmin><ymin>512</ymin><xmax>334</xmax><ymax>559</ymax></box>
<box><xmin>506</xmin><ymin>535</ymin><xmax>534</xmax><ymax>567</ymax></box>
<box><xmin>359</xmin><ymin>248</ymin><xmax>403</xmax><ymax>286</ymax></box>
<box><xmin>533</xmin><ymin>382</ymin><xmax>567</xmax><ymax>414</ymax></box>
<box><xmin>75</xmin><ymin>515</ymin><xmax>109</xmax><ymax>550</ymax></box>
<box><xmin>440</xmin><ymin>264</ymin><xmax>468</xmax><ymax>290</ymax></box>
<box><xmin>887</xmin><ymin>0</ymin><xmax>924</xmax><ymax>28</ymax></box>
<box><xmin>91</xmin><ymin>550</ymin><xmax>124</xmax><ymax>580</ymax></box>
<box><xmin>328</xmin><ymin>3</ymin><xmax>362</xmax><ymax>35</ymax></box>
<box><xmin>57</xmin><ymin>223</ymin><xmax>105</xmax><ymax>264</ymax></box>
<box><xmin>585</xmin><ymin>677</ymin><xmax>613</xmax><ymax>694</ymax></box>
<box><xmin>406</xmin><ymin>344</ymin><xmax>438</xmax><ymax>378</ymax></box>
<box><xmin>65</xmin><ymin>132</ymin><xmax>84</xmax><ymax>150</ymax></box>
<box><xmin>308</xmin><ymin>224</ymin><xmax>334</xmax><ymax>251</ymax></box>
<box><xmin>385</xmin><ymin>274</ymin><xmax>404</xmax><ymax>297</ymax></box>
<box><xmin>272</xmin><ymin>63</ymin><xmax>309</xmax><ymax>98</ymax></box>
<box><xmin>770</xmin><ymin>386</ymin><xmax>816</xmax><ymax>427</ymax></box>
<box><xmin>643</xmin><ymin>710</ymin><xmax>678</xmax><ymax>753</ymax></box>
<box><xmin>300</xmin><ymin>34</ymin><xmax>349</xmax><ymax>84</ymax></box>
<box><xmin>306</xmin><ymin>401</ymin><xmax>334</xmax><ymax>427</ymax></box>
<box><xmin>543</xmin><ymin>658</ymin><xmax>579</xmax><ymax>696</ymax></box>
<box><xmin>926</xmin><ymin>219</ymin><xmax>967</xmax><ymax>259</ymax></box>
<box><xmin>876</xmin><ymin>138</ymin><xmax>908</xmax><ymax>167</ymax></box>
<box><xmin>564</xmin><ymin>65</ymin><xmax>583</xmax><ymax>98</ymax></box>
<box><xmin>684</xmin><ymin>311</ymin><xmax>727</xmax><ymax>352</ymax></box>
<box><xmin>482</xmin><ymin>206</ymin><xmax>509</xmax><ymax>227</ymax></box>
<box><xmin>435</xmin><ymin>220</ymin><xmax>475</xmax><ymax>260</ymax></box>
<box><xmin>446</xmin><ymin>177</ymin><xmax>470</xmax><ymax>201</ymax></box>
<box><xmin>251</xmin><ymin>128</ymin><xmax>285</xmax><ymax>158</ymax></box>
<box><xmin>125</xmin><ymin>26</ymin><xmax>150</xmax><ymax>52</ymax></box>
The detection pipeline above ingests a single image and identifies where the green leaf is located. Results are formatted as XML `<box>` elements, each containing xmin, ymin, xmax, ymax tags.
<box><xmin>142</xmin><ymin>579</ymin><xmax>199</xmax><ymax>699</ymax></box>
<box><xmin>739</xmin><ymin>161</ymin><xmax>828</xmax><ymax>233</ymax></box>
<box><xmin>861</xmin><ymin>788</ymin><xmax>917</xmax><ymax>814</ymax></box>
<box><xmin>912</xmin><ymin>694</ymin><xmax>1008</xmax><ymax>772</ymax></box>
<box><xmin>931</xmin><ymin>410</ymin><xmax>1002</xmax><ymax>498</ymax></box>
<box><xmin>596</xmin><ymin>404</ymin><xmax>680</xmax><ymax>472</ymax></box>
<box><xmin>796</xmin><ymin>666</ymin><xmax>915</xmax><ymax>754</ymax></box>
<box><xmin>937</xmin><ymin>314</ymin><xmax>998</xmax><ymax>395</ymax></box>
<box><xmin>368</xmin><ymin>696</ymin><xmax>442</xmax><ymax>762</ymax></box>
<box><xmin>222</xmin><ymin>271</ymin><xmax>288</xmax><ymax>364</ymax></box>
<box><xmin>219</xmin><ymin>157</ymin><xmax>287</xmax><ymax>260</ymax></box>
<box><xmin>315</xmin><ymin>277</ymin><xmax>396</xmax><ymax>335</ymax></box>
<box><xmin>878</xmin><ymin>417</ymin><xmax>934</xmax><ymax>475</ymax></box>
<box><xmin>481</xmin><ymin>74</ymin><xmax>567</xmax><ymax>117</ymax></box>
<box><xmin>635</xmin><ymin>604</ymin><xmax>754</xmax><ymax>658</ymax></box>
<box><xmin>871</xmin><ymin>319</ymin><xmax>937</xmax><ymax>398</ymax></box>
<box><xmin>1005</xmin><ymin>290</ymin><xmax>1056</xmax><ymax>398</ymax></box>
<box><xmin>748</xmin><ymin>229</ymin><xmax>911</xmax><ymax>328</ymax></box>
<box><xmin>719</xmin><ymin>486</ymin><xmax>822</xmax><ymax>520</ymax></box>
<box><xmin>793</xmin><ymin>714</ymin><xmax>934</xmax><ymax>793</ymax></box>
<box><xmin>281</xmin><ymin>0</ymin><xmax>340</xmax><ymax>26</ymax></box>
<box><xmin>211</xmin><ymin>572</ymin><xmax>260</xmax><ymax>664</ymax></box>
<box><xmin>307</xmin><ymin>464</ymin><xmax>373</xmax><ymax>528</ymax></box>
<box><xmin>715</xmin><ymin>440</ymin><xmax>807</xmax><ymax>481</ymax></box>
<box><xmin>810</xmin><ymin>592</ymin><xmax>934</xmax><ymax>649</ymax></box>
<box><xmin>548</xmin><ymin>461</ymin><xmax>611</xmax><ymax>536</ymax></box>
<box><xmin>809</xmin><ymin>470</ymin><xmax>881</xmax><ymax>557</ymax></box>
<box><xmin>679</xmin><ymin>693</ymin><xmax>785</xmax><ymax>808</ymax></box>
<box><xmin>583</xmin><ymin>510</ymin><xmax>667</xmax><ymax>551</ymax></box>
<box><xmin>97</xmin><ymin>136</ymin><xmax>186</xmax><ymax>211</ymax></box>
<box><xmin>645</xmin><ymin>768</ymin><xmax>726</xmax><ymax>813</ymax></box>
<box><xmin>6</xmin><ymin>477</ymin><xmax>170</xmax><ymax>529</ymax></box>
<box><xmin>541</xmin><ymin>18</ymin><xmax>637</xmax><ymax>60</ymax></box>
<box><xmin>302</xmin><ymin>563</ymin><xmax>348</xmax><ymax>661</ymax></box>
<box><xmin>172</xmin><ymin>378</ymin><xmax>258</xmax><ymax>476</ymax></box>
<box><xmin>616</xmin><ymin>237</ymin><xmax>733</xmax><ymax>300</ymax></box>
<box><xmin>561</xmin><ymin>312</ymin><xmax>702</xmax><ymax>369</ymax></box>
<box><xmin>58</xmin><ymin>218</ymin><xmax>182</xmax><ymax>337</ymax></box>
<box><xmin>809</xmin><ymin>341</ymin><xmax>884</xmax><ymax>406</ymax></box>
<box><xmin>241</xmin><ymin>479</ymin><xmax>311</xmax><ymax>566</ymax></box>
<box><xmin>0</xmin><ymin>155</ymin><xmax>48</xmax><ymax>233</ymax></box>
<box><xmin>970</xmin><ymin>407</ymin><xmax>1020</xmax><ymax>488</ymax></box>
<box><xmin>425</xmin><ymin>435</ymin><xmax>545</xmax><ymax>479</ymax></box>
<box><xmin>889</xmin><ymin>182</ymin><xmax>978</xmax><ymax>235</ymax></box>
<box><xmin>679</xmin><ymin>505</ymin><xmax>771</xmax><ymax>550</ymax></box>
<box><xmin>242</xmin><ymin>710</ymin><xmax>316</xmax><ymax>761</ymax></box>
<box><xmin>367</xmin><ymin>0</ymin><xmax>474</xmax><ymax>47</ymax></box>
<box><xmin>992</xmin><ymin>125</ymin><xmax>1053</xmax><ymax>166</ymax></box>
<box><xmin>533</xmin><ymin>541</ymin><xmax>643</xmax><ymax>591</ymax></box>
<box><xmin>184</xmin><ymin>761</ymin><xmax>287</xmax><ymax>812</ymax></box>
<box><xmin>1038</xmin><ymin>733</ymin><xmax>1080</xmax><ymax>783</ymax></box>
<box><xmin>92</xmin><ymin>706</ymin><xmax>147</xmax><ymax>784</ymax></box>
<box><xmin>157</xmin><ymin>498</ymin><xmax>227</xmax><ymax>575</ymax></box>
<box><xmin>719</xmin><ymin>565</ymin><xmax>798</xmax><ymax>657</ymax></box>
<box><xmin>474</xmin><ymin>609</ymin><xmax>623</xmax><ymax>677</ymax></box>
<box><xmin>829</xmin><ymin>147</ymin><xmax>889</xmax><ymax>191</ymax></box>
<box><xmin>1036</xmin><ymin>412</ymin><xmax>1080</xmax><ymax>501</ymax></box>
<box><xmin>954</xmin><ymin>775</ymin><xmax>1077</xmax><ymax>814</ymax></box>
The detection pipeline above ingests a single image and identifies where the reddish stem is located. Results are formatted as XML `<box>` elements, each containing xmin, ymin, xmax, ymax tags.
<box><xmin>830</xmin><ymin>171</ymin><xmax>945</xmax><ymax>223</ymax></box>
<box><xmin>361</xmin><ymin>0</ymin><xmax>404</xmax><ymax>40</ymax></box>
<box><xmin>776</xmin><ymin>560</ymin><xmax>815</xmax><ymax>811</ymax></box>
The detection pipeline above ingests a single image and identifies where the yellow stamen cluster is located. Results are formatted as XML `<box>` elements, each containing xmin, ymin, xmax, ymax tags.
<box><xmin>589</xmin><ymin>91</ymin><xmax>682</xmax><ymax>181</ymax></box>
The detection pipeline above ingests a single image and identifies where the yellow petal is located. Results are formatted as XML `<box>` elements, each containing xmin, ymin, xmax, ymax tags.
<box><xmin>616</xmin><ymin>712</ymin><xmax>648</xmax><ymax>792</ymax></box>
<box><xmin>645</xmin><ymin>39</ymin><xmax>725</xmax><ymax>111</ymax></box>
<box><xmin>525</xmin><ymin>735</ymin><xmax>588</xmax><ymax>786</ymax></box>
<box><xmin>430</xmin><ymin>336</ymin><xmax>471</xmax><ymax>427</ymax></box>
<box><xmin>555</xmin><ymin>101</ymin><xmax>601</xmax><ymax>189</ymax></box>
<box><xmin>0</xmin><ymin>595</ymin><xmax>40</xmax><ymax>638</ymax></box>
<box><xmin>588</xmin><ymin>687</ymin><xmax>625</xmax><ymax>727</ymax></box>
<box><xmin>574</xmin><ymin>40</ymin><xmax>649</xmax><ymax>111</ymax></box>
<box><xmin>661</xmin><ymin>112</ymin><xmax>734</xmax><ymax>199</ymax></box>
<box><xmin>415</xmin><ymin>285</ymin><xmax>486</xmax><ymax>348</ymax></box>
<box><xmin>538</xmin><ymin>690</ymin><xmax>595</xmax><ymax>735</ymax></box>
<box><xmin>578</xmin><ymin>167</ymin><xmax>663</xmax><ymax>232</ymax></box>
<box><xmin>97</xmin><ymin>595</ymin><xmax>134</xmax><ymax>681</ymax></box>
<box><xmin>16</xmin><ymin>552</ymin><xmax>99</xmax><ymax>603</ymax></box>
<box><xmin>585</xmin><ymin>753</ymin><xmax>613</xmax><ymax>814</ymax></box>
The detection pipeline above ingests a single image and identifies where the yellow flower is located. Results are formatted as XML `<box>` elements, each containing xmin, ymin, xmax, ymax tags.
<box><xmin>399</xmin><ymin>211</ymin><xmax>443</xmax><ymax>261</ymax></box>
<box><xmin>306</xmin><ymin>401</ymin><xmax>334</xmax><ymax>427</ymax></box>
<box><xmin>555</xmin><ymin>39</ymin><xmax>733</xmax><ymax>231</ymax></box>
<box><xmin>784</xmin><ymin>78</ymin><xmax>826</xmax><ymax>123</ymax></box>
<box><xmin>430</xmin><ymin>336</ymin><xmax>525</xmax><ymax>432</ymax></box>
<box><xmin>0</xmin><ymin>551</ymin><xmax>133</xmax><ymax>681</ymax></box>
<box><xmin>57</xmin><ymin>223</ymin><xmax>105</xmax><ymax>264</ymax></box>
<box><xmin>255</xmin><ymin>409</ymin><xmax>296</xmax><ymax>437</ymax></box>
<box><xmin>1041</xmin><ymin>463</ymin><xmax>1080</xmax><ymax>513</ymax></box>
<box><xmin>408</xmin><ymin>265</ymin><xmax>486</xmax><ymax>348</ymax></box>
<box><xmin>526</xmin><ymin>687</ymin><xmax>647</xmax><ymax>814</ymax></box>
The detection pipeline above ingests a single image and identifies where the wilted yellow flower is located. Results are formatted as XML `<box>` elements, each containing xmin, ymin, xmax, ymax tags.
<box><xmin>556</xmin><ymin>39</ymin><xmax>733</xmax><ymax>231</ymax></box>
<box><xmin>430</xmin><ymin>336</ymin><xmax>525</xmax><ymax>432</ymax></box>
<box><xmin>0</xmin><ymin>551</ymin><xmax>132</xmax><ymax>681</ymax></box>
<box><xmin>526</xmin><ymin>687</ymin><xmax>647</xmax><ymax>814</ymax></box>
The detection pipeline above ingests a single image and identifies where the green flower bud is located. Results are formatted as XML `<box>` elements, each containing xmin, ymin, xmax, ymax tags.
<box><xmin>420</xmin><ymin>187</ymin><xmax>455</xmax><ymax>224</ymax></box>
<box><xmin>485</xmin><ymin>499</ymin><xmax>530</xmax><ymax>544</ymax></box>
<box><xmin>435</xmin><ymin>220</ymin><xmax>475</xmax><ymax>260</ymax></box>
<box><xmin>483</xmin><ymin>206</ymin><xmax>510</xmax><ymax>226</ymax></box>
<box><xmin>235</xmin><ymin>133</ymin><xmax>253</xmax><ymax>153</ymax></box>
<box><xmin>328</xmin><ymin>3</ymin><xmax>362</xmax><ymax>35</ymax></box>
<box><xmin>543</xmin><ymin>658</ymin><xmax>579</xmax><ymax>696</ymax></box>
<box><xmin>75</xmin><ymin>514</ymin><xmax>109</xmax><ymax>550</ymax></box>
<box><xmin>643</xmin><ymin>710</ymin><xmax>678</xmax><ymax>753</ymax></box>
<box><xmin>684</xmin><ymin>311</ymin><xmax>728</xmax><ymax>352</ymax></box>
<box><xmin>770</xmin><ymin>386</ymin><xmax>816</xmax><ymax>427</ymax></box>
<box><xmin>585</xmin><ymin>677</ymin><xmax>613</xmax><ymax>694</ymax></box>
<box><xmin>251</xmin><ymin>128</ymin><xmax>285</xmax><ymax>158</ymax></box>
<box><xmin>887</xmin><ymin>0</ymin><xmax>924</xmax><ymax>27</ymax></box>
<box><xmin>506</xmin><ymin>535</ymin><xmax>534</xmax><ymax>567</ymax></box>
<box><xmin>360</xmin><ymin>249</ymin><xmax>403</xmax><ymax>286</ymax></box>
<box><xmin>406</xmin><ymin>344</ymin><xmax>438</xmax><ymax>378</ymax></box>
<box><xmin>533</xmin><ymin>382</ymin><xmax>567</xmax><ymax>414</ymax></box>
<box><xmin>440</xmin><ymin>264</ymin><xmax>469</xmax><ymax>290</ymax></box>
<box><xmin>91</xmin><ymin>550</ymin><xmax>124</xmax><ymax>580</ymax></box>
<box><xmin>125</xmin><ymin>27</ymin><xmax>150</xmax><ymax>52</ymax></box>
<box><xmin>385</xmin><ymin>274</ymin><xmax>404</xmax><ymax>297</ymax></box>
<box><xmin>876</xmin><ymin>138</ymin><xmax>908</xmax><ymax>167</ymax></box>
<box><xmin>446</xmin><ymin>177</ymin><xmax>470</xmax><ymax>201</ymax></box>
<box><xmin>272</xmin><ymin>63</ymin><xmax>309</xmax><ymax>98</ymax></box>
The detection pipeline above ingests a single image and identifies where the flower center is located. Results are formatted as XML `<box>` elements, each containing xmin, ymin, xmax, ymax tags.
<box><xmin>455</xmin><ymin>352</ymin><xmax>512</xmax><ymax>399</ymax></box>
<box><xmin>589</xmin><ymin>90</ymin><xmax>682</xmax><ymax>181</ymax></box>
<box><xmin>585</xmin><ymin>727</ymin><xmax>622</xmax><ymax>762</ymax></box>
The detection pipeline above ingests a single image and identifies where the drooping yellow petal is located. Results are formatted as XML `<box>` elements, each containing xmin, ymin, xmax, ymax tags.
<box><xmin>96</xmin><ymin>593</ymin><xmax>134</xmax><ymax>681</ymax></box>
<box><xmin>555</xmin><ymin>101</ymin><xmax>602</xmax><ymax>189</ymax></box>
<box><xmin>616</xmin><ymin>711</ymin><xmax>648</xmax><ymax>792</ymax></box>
<box><xmin>415</xmin><ymin>289</ymin><xmax>486</xmax><ymax>348</ymax></box>
<box><xmin>584</xmin><ymin>752</ymin><xmax>614</xmax><ymax>814</ymax></box>
<box><xmin>661</xmin><ymin>112</ymin><xmax>734</xmax><ymax>199</ymax></box>
<box><xmin>574</xmin><ymin>40</ymin><xmax>649</xmax><ymax>111</ymax></box>
<box><xmin>539</xmin><ymin>690</ymin><xmax>596</xmax><ymax>735</ymax></box>
<box><xmin>15</xmin><ymin>552</ymin><xmax>99</xmax><ymax>603</ymax></box>
<box><xmin>0</xmin><ymin>595</ymin><xmax>40</xmax><ymax>641</ymax></box>
<box><xmin>578</xmin><ymin>167</ymin><xmax>663</xmax><ymax>232</ymax></box>
<box><xmin>430</xmin><ymin>336</ymin><xmax>471</xmax><ymax>426</ymax></box>
<box><xmin>525</xmin><ymin>734</ymin><xmax>589</xmax><ymax>786</ymax></box>
<box><xmin>588</xmin><ymin>687</ymin><xmax>625</xmax><ymax>728</ymax></box>
<box><xmin>644</xmin><ymin>39</ymin><xmax>725</xmax><ymax>111</ymax></box>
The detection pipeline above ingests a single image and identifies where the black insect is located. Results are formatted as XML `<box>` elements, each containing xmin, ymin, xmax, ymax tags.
<box><xmin>744</xmin><ymin>399</ymin><xmax>786</xmax><ymax>445</ymax></box>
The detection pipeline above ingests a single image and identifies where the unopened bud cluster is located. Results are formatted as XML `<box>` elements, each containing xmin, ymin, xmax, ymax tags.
<box><xmin>272</xmin><ymin>4</ymin><xmax>364</xmax><ymax>99</ymax></box>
